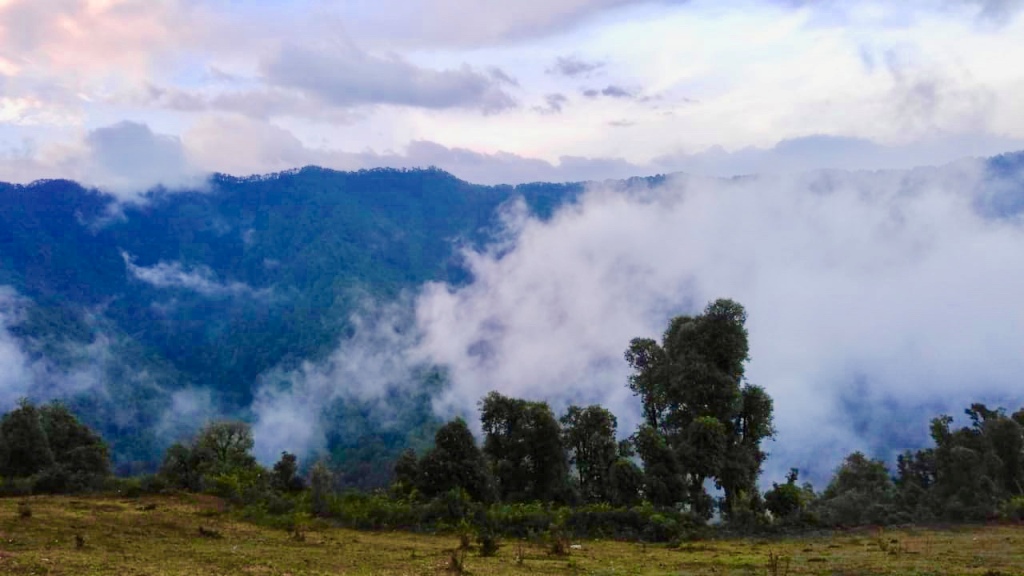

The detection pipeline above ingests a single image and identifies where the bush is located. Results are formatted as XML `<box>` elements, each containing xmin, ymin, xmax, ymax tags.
<box><xmin>0</xmin><ymin>476</ymin><xmax>33</xmax><ymax>497</ymax></box>
<box><xmin>1001</xmin><ymin>496</ymin><xmax>1024</xmax><ymax>521</ymax></box>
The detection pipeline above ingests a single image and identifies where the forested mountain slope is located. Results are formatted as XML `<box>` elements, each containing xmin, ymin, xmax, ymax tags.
<box><xmin>0</xmin><ymin>166</ymin><xmax>588</xmax><ymax>476</ymax></box>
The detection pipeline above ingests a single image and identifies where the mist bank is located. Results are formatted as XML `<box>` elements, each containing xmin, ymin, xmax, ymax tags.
<box><xmin>410</xmin><ymin>155</ymin><xmax>1024</xmax><ymax>483</ymax></box>
<box><xmin>1</xmin><ymin>156</ymin><xmax>1023</xmax><ymax>484</ymax></box>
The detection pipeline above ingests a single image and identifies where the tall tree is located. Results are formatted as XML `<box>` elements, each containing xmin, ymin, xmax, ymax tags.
<box><xmin>480</xmin><ymin>392</ymin><xmax>569</xmax><ymax>503</ymax></box>
<box><xmin>561</xmin><ymin>405</ymin><xmax>618</xmax><ymax>503</ymax></box>
<box><xmin>625</xmin><ymin>299</ymin><xmax>773</xmax><ymax>518</ymax></box>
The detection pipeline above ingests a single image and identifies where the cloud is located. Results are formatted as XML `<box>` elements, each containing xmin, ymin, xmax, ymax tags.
<box><xmin>534</xmin><ymin>93</ymin><xmax>570</xmax><ymax>114</ymax></box>
<box><xmin>182</xmin><ymin>115</ymin><xmax>344</xmax><ymax>177</ymax></box>
<box><xmin>653</xmin><ymin>133</ymin><xmax>1024</xmax><ymax>176</ymax></box>
<box><xmin>548</xmin><ymin>56</ymin><xmax>606</xmax><ymax>77</ymax></box>
<box><xmin>963</xmin><ymin>0</ymin><xmax>1024</xmax><ymax>19</ymax></box>
<box><xmin>250</xmin><ymin>299</ymin><xmax>427</xmax><ymax>462</ymax></box>
<box><xmin>260</xmin><ymin>43</ymin><xmax>516</xmax><ymax>113</ymax></box>
<box><xmin>84</xmin><ymin>122</ymin><xmax>208</xmax><ymax>195</ymax></box>
<box><xmin>0</xmin><ymin>121</ymin><xmax>208</xmax><ymax>199</ymax></box>
<box><xmin>583</xmin><ymin>85</ymin><xmax>638</xmax><ymax>99</ymax></box>
<box><xmin>342</xmin><ymin>0</ymin><xmax>660</xmax><ymax>47</ymax></box>
<box><xmin>412</xmin><ymin>159</ymin><xmax>1024</xmax><ymax>485</ymax></box>
<box><xmin>122</xmin><ymin>252</ymin><xmax>264</xmax><ymax>298</ymax></box>
<box><xmin>0</xmin><ymin>288</ymin><xmax>35</xmax><ymax>407</ymax></box>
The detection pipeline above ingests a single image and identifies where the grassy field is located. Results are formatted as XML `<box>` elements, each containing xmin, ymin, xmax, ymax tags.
<box><xmin>0</xmin><ymin>495</ymin><xmax>1022</xmax><ymax>575</ymax></box>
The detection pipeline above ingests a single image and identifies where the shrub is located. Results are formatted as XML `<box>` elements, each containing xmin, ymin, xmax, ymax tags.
<box><xmin>1000</xmin><ymin>496</ymin><xmax>1024</xmax><ymax>521</ymax></box>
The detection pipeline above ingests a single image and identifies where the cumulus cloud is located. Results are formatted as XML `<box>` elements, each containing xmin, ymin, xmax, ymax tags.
<box><xmin>412</xmin><ymin>160</ymin><xmax>1024</xmax><ymax>484</ymax></box>
<box><xmin>84</xmin><ymin>122</ymin><xmax>208</xmax><ymax>194</ymax></box>
<box><xmin>261</xmin><ymin>43</ymin><xmax>516</xmax><ymax>113</ymax></box>
<box><xmin>122</xmin><ymin>252</ymin><xmax>264</xmax><ymax>298</ymax></box>
<box><xmin>0</xmin><ymin>121</ymin><xmax>208</xmax><ymax>199</ymax></box>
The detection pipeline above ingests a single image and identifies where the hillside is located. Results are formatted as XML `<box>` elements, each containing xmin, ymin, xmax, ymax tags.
<box><xmin>1</xmin><ymin>494</ymin><xmax>1023</xmax><ymax>575</ymax></box>
<box><xmin>1</xmin><ymin>154</ymin><xmax>1022</xmax><ymax>482</ymax></box>
<box><xmin>0</xmin><ymin>166</ymin><xmax>588</xmax><ymax>475</ymax></box>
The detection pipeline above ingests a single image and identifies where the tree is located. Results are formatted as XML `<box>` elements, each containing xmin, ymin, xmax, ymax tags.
<box><xmin>160</xmin><ymin>442</ymin><xmax>206</xmax><ymax>491</ymax></box>
<box><xmin>624</xmin><ymin>299</ymin><xmax>773</xmax><ymax>518</ymax></box>
<box><xmin>765</xmin><ymin>468</ymin><xmax>807</xmax><ymax>520</ymax></box>
<box><xmin>815</xmin><ymin>452</ymin><xmax>896</xmax><ymax>526</ymax></box>
<box><xmin>392</xmin><ymin>448</ymin><xmax>420</xmax><ymax>496</ymax></box>
<box><xmin>0</xmin><ymin>399</ymin><xmax>55</xmax><ymax>478</ymax></box>
<box><xmin>271</xmin><ymin>451</ymin><xmax>305</xmax><ymax>493</ymax></box>
<box><xmin>607</xmin><ymin>458</ymin><xmax>644</xmax><ymax>507</ymax></box>
<box><xmin>561</xmin><ymin>405</ymin><xmax>618</xmax><ymax>503</ymax></box>
<box><xmin>194</xmin><ymin>420</ymin><xmax>256</xmax><ymax>474</ymax></box>
<box><xmin>925</xmin><ymin>405</ymin><xmax>1016</xmax><ymax>520</ymax></box>
<box><xmin>633</xmin><ymin>425</ymin><xmax>686</xmax><ymax>508</ymax></box>
<box><xmin>417</xmin><ymin>418</ymin><xmax>494</xmax><ymax>502</ymax></box>
<box><xmin>309</xmin><ymin>460</ymin><xmax>334</xmax><ymax>517</ymax></box>
<box><xmin>480</xmin><ymin>392</ymin><xmax>569</xmax><ymax>503</ymax></box>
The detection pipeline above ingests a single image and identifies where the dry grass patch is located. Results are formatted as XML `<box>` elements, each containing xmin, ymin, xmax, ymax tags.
<box><xmin>0</xmin><ymin>496</ymin><xmax>1023</xmax><ymax>575</ymax></box>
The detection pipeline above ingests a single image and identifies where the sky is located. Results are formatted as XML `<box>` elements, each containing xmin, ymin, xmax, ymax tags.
<box><xmin>2</xmin><ymin>0</ymin><xmax>1024</xmax><ymax>192</ymax></box>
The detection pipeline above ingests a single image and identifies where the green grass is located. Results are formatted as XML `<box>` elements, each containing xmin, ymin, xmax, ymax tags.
<box><xmin>1</xmin><ymin>495</ymin><xmax>1023</xmax><ymax>575</ymax></box>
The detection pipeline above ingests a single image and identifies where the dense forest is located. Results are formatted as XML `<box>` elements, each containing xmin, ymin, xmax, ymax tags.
<box><xmin>0</xmin><ymin>166</ymin><xmax>601</xmax><ymax>476</ymax></box>
<box><xmin>3</xmin><ymin>298</ymin><xmax>1023</xmax><ymax>543</ymax></box>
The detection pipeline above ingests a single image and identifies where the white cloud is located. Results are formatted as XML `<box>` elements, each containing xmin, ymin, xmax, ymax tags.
<box><xmin>122</xmin><ymin>252</ymin><xmax>263</xmax><ymax>298</ymax></box>
<box><xmin>250</xmin><ymin>298</ymin><xmax>427</xmax><ymax>462</ymax></box>
<box><xmin>412</xmin><ymin>159</ymin><xmax>1024</xmax><ymax>483</ymax></box>
<box><xmin>261</xmin><ymin>43</ymin><xmax>516</xmax><ymax>113</ymax></box>
<box><xmin>0</xmin><ymin>121</ymin><xmax>208</xmax><ymax>199</ymax></box>
<box><xmin>0</xmin><ymin>287</ymin><xmax>34</xmax><ymax>407</ymax></box>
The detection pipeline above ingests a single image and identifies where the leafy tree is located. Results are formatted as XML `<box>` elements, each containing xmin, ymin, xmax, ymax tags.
<box><xmin>391</xmin><ymin>448</ymin><xmax>420</xmax><ymax>496</ymax></box>
<box><xmin>607</xmin><ymin>458</ymin><xmax>644</xmax><ymax>507</ymax></box>
<box><xmin>925</xmin><ymin>405</ymin><xmax>1016</xmax><ymax>520</ymax></box>
<box><xmin>0</xmin><ymin>399</ymin><xmax>55</xmax><ymax>478</ymax></box>
<box><xmin>815</xmin><ymin>452</ymin><xmax>896</xmax><ymax>525</ymax></box>
<box><xmin>561</xmin><ymin>405</ymin><xmax>618</xmax><ymax>503</ymax></box>
<box><xmin>271</xmin><ymin>451</ymin><xmax>305</xmax><ymax>493</ymax></box>
<box><xmin>625</xmin><ymin>299</ymin><xmax>773</xmax><ymax>518</ymax></box>
<box><xmin>632</xmin><ymin>425</ymin><xmax>686</xmax><ymax>507</ymax></box>
<box><xmin>195</xmin><ymin>420</ymin><xmax>257</xmax><ymax>474</ymax></box>
<box><xmin>159</xmin><ymin>442</ymin><xmax>206</xmax><ymax>491</ymax></box>
<box><xmin>417</xmin><ymin>418</ymin><xmax>494</xmax><ymax>502</ymax></box>
<box><xmin>480</xmin><ymin>392</ymin><xmax>569</xmax><ymax>503</ymax></box>
<box><xmin>765</xmin><ymin>468</ymin><xmax>808</xmax><ymax>521</ymax></box>
<box><xmin>309</xmin><ymin>460</ymin><xmax>334</xmax><ymax>517</ymax></box>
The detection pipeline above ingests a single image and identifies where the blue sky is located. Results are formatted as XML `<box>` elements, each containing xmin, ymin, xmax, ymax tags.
<box><xmin>1</xmin><ymin>0</ymin><xmax>1023</xmax><ymax>192</ymax></box>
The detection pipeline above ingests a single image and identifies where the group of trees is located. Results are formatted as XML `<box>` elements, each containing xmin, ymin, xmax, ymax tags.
<box><xmin>392</xmin><ymin>397</ymin><xmax>645</xmax><ymax>509</ymax></box>
<box><xmin>389</xmin><ymin>300</ymin><xmax>772</xmax><ymax>522</ymax></box>
<box><xmin>6</xmin><ymin>297</ymin><xmax>1024</xmax><ymax>537</ymax></box>
<box><xmin>0</xmin><ymin>399</ymin><xmax>110</xmax><ymax>493</ymax></box>
<box><xmin>787</xmin><ymin>403</ymin><xmax>1024</xmax><ymax>527</ymax></box>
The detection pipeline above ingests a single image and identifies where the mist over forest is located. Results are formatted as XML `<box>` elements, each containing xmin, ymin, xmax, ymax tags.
<box><xmin>2</xmin><ymin>153</ymin><xmax>1023</xmax><ymax>488</ymax></box>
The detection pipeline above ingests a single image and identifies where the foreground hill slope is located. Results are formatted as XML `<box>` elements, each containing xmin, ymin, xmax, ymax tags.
<box><xmin>1</xmin><ymin>494</ymin><xmax>1023</xmax><ymax>575</ymax></box>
